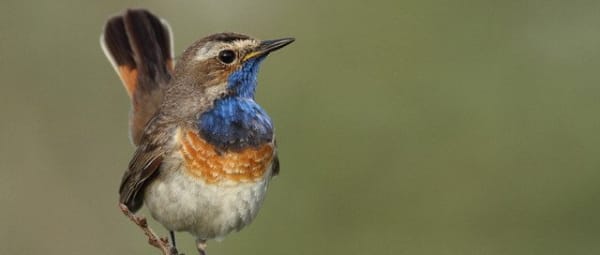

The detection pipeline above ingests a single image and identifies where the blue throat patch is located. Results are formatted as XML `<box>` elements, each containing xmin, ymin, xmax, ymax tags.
<box><xmin>198</xmin><ymin>57</ymin><xmax>274</xmax><ymax>151</ymax></box>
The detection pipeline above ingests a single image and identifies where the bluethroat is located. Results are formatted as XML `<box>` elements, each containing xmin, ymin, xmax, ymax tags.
<box><xmin>100</xmin><ymin>9</ymin><xmax>293</xmax><ymax>254</ymax></box>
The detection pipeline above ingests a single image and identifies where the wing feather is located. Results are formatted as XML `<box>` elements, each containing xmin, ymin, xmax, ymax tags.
<box><xmin>118</xmin><ymin>116</ymin><xmax>174</xmax><ymax>212</ymax></box>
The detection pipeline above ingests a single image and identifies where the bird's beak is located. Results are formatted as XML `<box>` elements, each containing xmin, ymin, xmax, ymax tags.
<box><xmin>243</xmin><ymin>37</ymin><xmax>295</xmax><ymax>62</ymax></box>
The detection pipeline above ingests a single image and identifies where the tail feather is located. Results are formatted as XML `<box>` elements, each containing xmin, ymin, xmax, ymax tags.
<box><xmin>101</xmin><ymin>9</ymin><xmax>174</xmax><ymax>146</ymax></box>
<box><xmin>123</xmin><ymin>9</ymin><xmax>172</xmax><ymax>84</ymax></box>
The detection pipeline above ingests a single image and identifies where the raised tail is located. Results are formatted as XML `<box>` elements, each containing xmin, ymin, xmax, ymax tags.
<box><xmin>101</xmin><ymin>9</ymin><xmax>174</xmax><ymax>146</ymax></box>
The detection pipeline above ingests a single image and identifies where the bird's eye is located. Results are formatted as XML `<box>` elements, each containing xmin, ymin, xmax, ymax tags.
<box><xmin>218</xmin><ymin>50</ymin><xmax>236</xmax><ymax>64</ymax></box>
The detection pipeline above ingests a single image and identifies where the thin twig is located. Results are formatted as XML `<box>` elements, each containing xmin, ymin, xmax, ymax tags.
<box><xmin>119</xmin><ymin>203</ymin><xmax>180</xmax><ymax>255</ymax></box>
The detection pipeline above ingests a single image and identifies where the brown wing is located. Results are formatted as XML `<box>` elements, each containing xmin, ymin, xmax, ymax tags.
<box><xmin>271</xmin><ymin>138</ymin><xmax>280</xmax><ymax>176</ymax></box>
<box><xmin>118</xmin><ymin>116</ymin><xmax>174</xmax><ymax>212</ymax></box>
<box><xmin>271</xmin><ymin>154</ymin><xmax>280</xmax><ymax>176</ymax></box>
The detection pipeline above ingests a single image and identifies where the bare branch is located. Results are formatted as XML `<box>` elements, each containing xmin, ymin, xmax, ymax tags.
<box><xmin>119</xmin><ymin>203</ymin><xmax>180</xmax><ymax>255</ymax></box>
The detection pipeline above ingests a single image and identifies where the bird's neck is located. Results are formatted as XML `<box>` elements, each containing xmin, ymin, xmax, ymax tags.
<box><xmin>198</xmin><ymin>96</ymin><xmax>273</xmax><ymax>152</ymax></box>
<box><xmin>227</xmin><ymin>57</ymin><xmax>265</xmax><ymax>98</ymax></box>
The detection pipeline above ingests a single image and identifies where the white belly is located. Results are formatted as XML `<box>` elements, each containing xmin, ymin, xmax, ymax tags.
<box><xmin>144</xmin><ymin>161</ymin><xmax>273</xmax><ymax>240</ymax></box>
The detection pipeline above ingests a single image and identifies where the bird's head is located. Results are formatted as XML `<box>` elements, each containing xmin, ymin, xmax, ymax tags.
<box><xmin>174</xmin><ymin>33</ymin><xmax>294</xmax><ymax>100</ymax></box>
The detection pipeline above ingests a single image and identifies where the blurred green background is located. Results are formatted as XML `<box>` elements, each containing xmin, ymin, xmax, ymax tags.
<box><xmin>1</xmin><ymin>0</ymin><xmax>600</xmax><ymax>254</ymax></box>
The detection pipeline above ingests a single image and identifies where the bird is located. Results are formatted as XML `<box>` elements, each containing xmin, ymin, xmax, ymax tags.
<box><xmin>100</xmin><ymin>9</ymin><xmax>293</xmax><ymax>255</ymax></box>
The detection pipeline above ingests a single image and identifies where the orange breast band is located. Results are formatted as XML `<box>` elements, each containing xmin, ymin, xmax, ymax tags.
<box><xmin>179</xmin><ymin>130</ymin><xmax>274</xmax><ymax>183</ymax></box>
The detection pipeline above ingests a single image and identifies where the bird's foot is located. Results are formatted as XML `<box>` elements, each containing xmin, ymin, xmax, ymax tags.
<box><xmin>169</xmin><ymin>246</ymin><xmax>183</xmax><ymax>255</ymax></box>
<box><xmin>196</xmin><ymin>239</ymin><xmax>207</xmax><ymax>255</ymax></box>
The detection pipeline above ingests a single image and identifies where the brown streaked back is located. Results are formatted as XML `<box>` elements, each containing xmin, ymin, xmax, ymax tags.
<box><xmin>101</xmin><ymin>9</ymin><xmax>174</xmax><ymax>146</ymax></box>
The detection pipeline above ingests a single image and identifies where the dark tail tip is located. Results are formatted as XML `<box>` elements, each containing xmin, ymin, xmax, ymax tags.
<box><xmin>123</xmin><ymin>9</ymin><xmax>173</xmax><ymax>77</ymax></box>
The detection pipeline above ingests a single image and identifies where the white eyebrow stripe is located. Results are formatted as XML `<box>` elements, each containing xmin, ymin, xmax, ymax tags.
<box><xmin>193</xmin><ymin>39</ymin><xmax>260</xmax><ymax>62</ymax></box>
<box><xmin>231</xmin><ymin>39</ymin><xmax>259</xmax><ymax>49</ymax></box>
<box><xmin>194</xmin><ymin>42</ymin><xmax>220</xmax><ymax>62</ymax></box>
